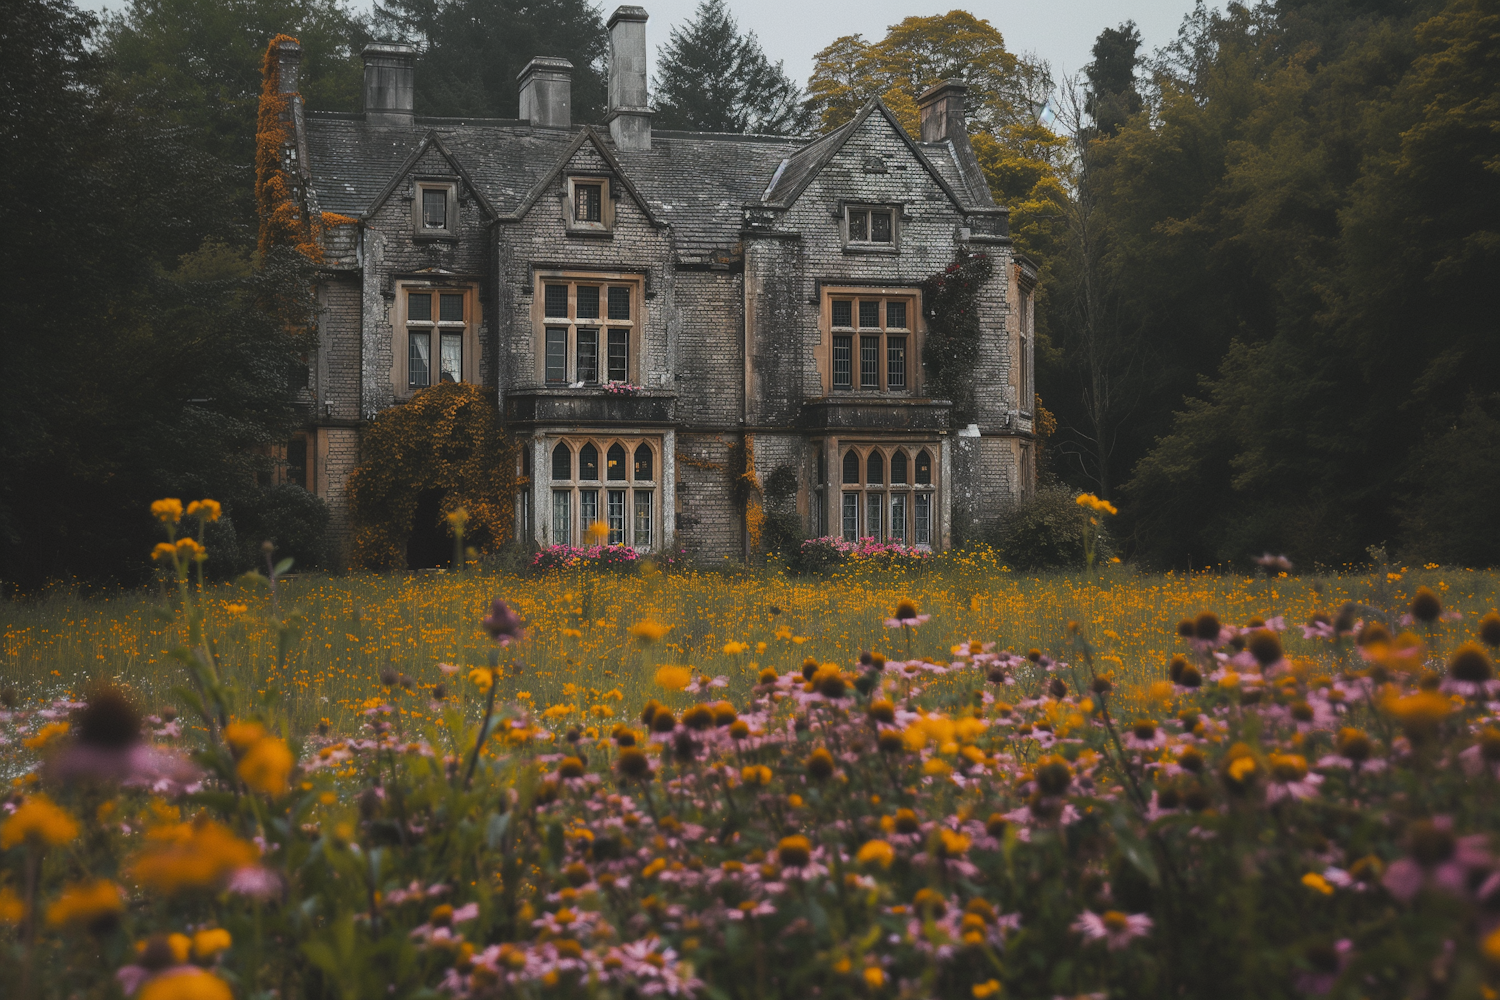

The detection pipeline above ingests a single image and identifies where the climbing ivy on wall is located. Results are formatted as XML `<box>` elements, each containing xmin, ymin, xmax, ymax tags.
<box><xmin>346</xmin><ymin>383</ymin><xmax>517</xmax><ymax>569</ymax></box>
<box><xmin>257</xmin><ymin>35</ymin><xmax>354</xmax><ymax>261</ymax></box>
<box><xmin>921</xmin><ymin>248</ymin><xmax>994</xmax><ymax>425</ymax></box>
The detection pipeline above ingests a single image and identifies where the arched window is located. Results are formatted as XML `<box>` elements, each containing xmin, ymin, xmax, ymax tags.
<box><xmin>634</xmin><ymin>444</ymin><xmax>654</xmax><ymax>480</ymax></box>
<box><xmin>890</xmin><ymin>450</ymin><xmax>908</xmax><ymax>484</ymax></box>
<box><xmin>866</xmin><ymin>451</ymin><xmax>884</xmax><ymax>485</ymax></box>
<box><xmin>915</xmin><ymin>449</ymin><xmax>932</xmax><ymax>485</ymax></box>
<box><xmin>842</xmin><ymin>450</ymin><xmax>860</xmax><ymax>484</ymax></box>
<box><xmin>551</xmin><ymin>443</ymin><xmax>572</xmax><ymax>481</ymax></box>
<box><xmin>607</xmin><ymin>443</ymin><xmax>627</xmax><ymax>481</ymax></box>
<box><xmin>579</xmin><ymin>443</ymin><xmax>599</xmax><ymax>481</ymax></box>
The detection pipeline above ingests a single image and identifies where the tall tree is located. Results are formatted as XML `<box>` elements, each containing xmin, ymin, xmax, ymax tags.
<box><xmin>651</xmin><ymin>0</ymin><xmax>809</xmax><ymax>134</ymax></box>
<box><xmin>1083</xmin><ymin>21</ymin><xmax>1142</xmax><ymax>135</ymax></box>
<box><xmin>374</xmin><ymin>0</ymin><xmax>607</xmax><ymax>121</ymax></box>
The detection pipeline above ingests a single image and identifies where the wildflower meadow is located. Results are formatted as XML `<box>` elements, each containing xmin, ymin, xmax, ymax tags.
<box><xmin>4</xmin><ymin>500</ymin><xmax>1500</xmax><ymax>999</ymax></box>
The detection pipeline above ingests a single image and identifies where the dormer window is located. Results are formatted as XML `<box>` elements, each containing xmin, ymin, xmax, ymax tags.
<box><xmin>422</xmin><ymin>188</ymin><xmax>447</xmax><ymax>229</ymax></box>
<box><xmin>567</xmin><ymin>177</ymin><xmax>611</xmax><ymax>232</ymax></box>
<box><xmin>846</xmin><ymin>204</ymin><xmax>897</xmax><ymax>248</ymax></box>
<box><xmin>414</xmin><ymin>179</ymin><xmax>459</xmax><ymax>238</ymax></box>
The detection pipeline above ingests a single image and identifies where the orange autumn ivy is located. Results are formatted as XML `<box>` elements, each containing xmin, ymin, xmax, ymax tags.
<box><xmin>256</xmin><ymin>35</ymin><xmax>355</xmax><ymax>262</ymax></box>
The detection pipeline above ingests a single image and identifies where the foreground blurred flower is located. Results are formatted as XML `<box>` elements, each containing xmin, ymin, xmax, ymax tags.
<box><xmin>1</xmin><ymin>794</ymin><xmax>79</xmax><ymax>848</ymax></box>
<box><xmin>856</xmin><ymin>840</ymin><xmax>895</xmax><ymax>868</ymax></box>
<box><xmin>137</xmin><ymin>968</ymin><xmax>233</xmax><ymax>1000</ymax></box>
<box><xmin>151</xmin><ymin>499</ymin><xmax>183</xmax><ymax>524</ymax></box>
<box><xmin>885</xmin><ymin>600</ymin><xmax>930</xmax><ymax>628</ymax></box>
<box><xmin>1382</xmin><ymin>817</ymin><xmax>1492</xmax><ymax>902</ymax></box>
<box><xmin>480</xmin><ymin>598</ymin><xmax>527</xmax><ymax>644</ymax></box>
<box><xmin>45</xmin><ymin>879</ymin><xmax>124</xmax><ymax>930</ymax></box>
<box><xmin>1382</xmin><ymin>690</ymin><xmax>1451</xmax><ymax>739</ymax></box>
<box><xmin>1073</xmin><ymin>909</ymin><xmax>1152</xmax><ymax>949</ymax></box>
<box><xmin>128</xmin><ymin>821</ymin><xmax>260</xmax><ymax>895</ymax></box>
<box><xmin>629</xmin><ymin>619</ymin><xmax>671</xmax><ymax>643</ymax></box>
<box><xmin>237</xmin><ymin>735</ymin><xmax>294</xmax><ymax>797</ymax></box>
<box><xmin>654</xmin><ymin>665</ymin><xmax>692</xmax><ymax>691</ymax></box>
<box><xmin>49</xmin><ymin>687</ymin><xmax>200</xmax><ymax>789</ymax></box>
<box><xmin>1254</xmin><ymin>553</ymin><xmax>1294</xmax><ymax>573</ymax></box>
<box><xmin>0</xmin><ymin>886</ymin><xmax>24</xmax><ymax>924</ymax></box>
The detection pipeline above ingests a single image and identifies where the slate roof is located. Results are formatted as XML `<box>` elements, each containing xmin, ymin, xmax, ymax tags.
<box><xmin>301</xmin><ymin>103</ymin><xmax>995</xmax><ymax>257</ymax></box>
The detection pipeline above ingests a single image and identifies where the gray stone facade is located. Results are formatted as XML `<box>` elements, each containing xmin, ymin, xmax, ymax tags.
<box><xmin>270</xmin><ymin>7</ymin><xmax>1038</xmax><ymax>567</ymax></box>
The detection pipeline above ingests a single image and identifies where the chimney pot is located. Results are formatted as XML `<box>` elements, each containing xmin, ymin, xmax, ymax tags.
<box><xmin>362</xmin><ymin>42</ymin><xmax>416</xmax><ymax>126</ymax></box>
<box><xmin>917</xmin><ymin>79</ymin><xmax>968</xmax><ymax>143</ymax></box>
<box><xmin>518</xmin><ymin>57</ymin><xmax>573</xmax><ymax>129</ymax></box>
<box><xmin>607</xmin><ymin>6</ymin><xmax>651</xmax><ymax>151</ymax></box>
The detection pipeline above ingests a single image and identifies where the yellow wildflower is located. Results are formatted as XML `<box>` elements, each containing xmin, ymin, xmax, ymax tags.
<box><xmin>629</xmin><ymin>620</ymin><xmax>671</xmax><ymax>643</ymax></box>
<box><xmin>938</xmin><ymin>829</ymin><xmax>971</xmax><ymax>856</ymax></box>
<box><xmin>1</xmin><ymin>794</ymin><xmax>79</xmax><ymax>848</ymax></box>
<box><xmin>151</xmin><ymin>498</ymin><xmax>183</xmax><ymax>524</ymax></box>
<box><xmin>863</xmin><ymin>966</ymin><xmax>886</xmax><ymax>989</ymax></box>
<box><xmin>238</xmin><ymin>737</ymin><xmax>294</xmax><ymax>797</ymax></box>
<box><xmin>1302</xmin><ymin>872</ymin><xmax>1334</xmax><ymax>895</ymax></box>
<box><xmin>222</xmin><ymin>720</ymin><xmax>266</xmax><ymax>752</ymax></box>
<box><xmin>186</xmin><ymin>499</ymin><xmax>221</xmax><ymax>522</ymax></box>
<box><xmin>585</xmin><ymin>520</ymin><xmax>610</xmax><ymax>544</ymax></box>
<box><xmin>972</xmin><ymin>980</ymin><xmax>1002</xmax><ymax>999</ymax></box>
<box><xmin>741</xmin><ymin>765</ymin><xmax>772</xmax><ymax>786</ymax></box>
<box><xmin>138</xmin><ymin>968</ymin><xmax>233</xmax><ymax>1000</ymax></box>
<box><xmin>192</xmin><ymin>927</ymin><xmax>232</xmax><ymax>959</ymax></box>
<box><xmin>0</xmin><ymin>886</ymin><xmax>26</xmax><ymax>924</ymax></box>
<box><xmin>152</xmin><ymin>543</ymin><xmax>178</xmax><ymax>563</ymax></box>
<box><xmin>469</xmin><ymin>668</ymin><xmax>495</xmax><ymax>692</ymax></box>
<box><xmin>1382</xmin><ymin>690</ymin><xmax>1451</xmax><ymax>736</ymax></box>
<box><xmin>1484</xmin><ymin>925</ymin><xmax>1500</xmax><ymax>964</ymax></box>
<box><xmin>856</xmin><ymin>840</ymin><xmax>895</xmax><ymax>868</ymax></box>
<box><xmin>22</xmin><ymin>721</ymin><xmax>70</xmax><ymax>751</ymax></box>
<box><xmin>45</xmin><ymin>879</ymin><xmax>124</xmax><ymax>928</ymax></box>
<box><xmin>175</xmin><ymin>537</ymin><xmax>207</xmax><ymax>563</ymax></box>
<box><xmin>723</xmin><ymin>641</ymin><xmax>749</xmax><ymax>655</ymax></box>
<box><xmin>654</xmin><ymin>665</ymin><xmax>692</xmax><ymax>691</ymax></box>
<box><xmin>128</xmin><ymin>821</ymin><xmax>259</xmax><ymax>895</ymax></box>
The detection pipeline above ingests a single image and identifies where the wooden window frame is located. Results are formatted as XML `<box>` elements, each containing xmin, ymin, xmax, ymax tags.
<box><xmin>533</xmin><ymin>271</ymin><xmax>642</xmax><ymax>386</ymax></box>
<box><xmin>565</xmin><ymin>176</ymin><xmax>613</xmax><ymax>234</ymax></box>
<box><xmin>413</xmin><ymin>179</ymin><xmax>460</xmax><ymax>239</ymax></box>
<box><xmin>546</xmin><ymin>434</ymin><xmax>661</xmax><ymax>551</ymax></box>
<box><xmin>843</xmin><ymin>203</ymin><xmax>901</xmax><ymax>250</ymax></box>
<box><xmin>391</xmin><ymin>282</ymin><xmax>479</xmax><ymax>399</ymax></box>
<box><xmin>817</xmin><ymin>287</ymin><xmax>921</xmax><ymax>396</ymax></box>
<box><xmin>836</xmin><ymin>442</ymin><xmax>938</xmax><ymax>546</ymax></box>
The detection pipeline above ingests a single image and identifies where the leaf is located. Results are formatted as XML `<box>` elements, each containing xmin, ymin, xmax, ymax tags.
<box><xmin>273</xmin><ymin>557</ymin><xmax>294</xmax><ymax>575</ymax></box>
<box><xmin>1110</xmin><ymin>809</ymin><xmax>1160</xmax><ymax>887</ymax></box>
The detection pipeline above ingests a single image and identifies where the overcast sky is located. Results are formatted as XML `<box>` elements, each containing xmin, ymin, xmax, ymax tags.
<box><xmin>84</xmin><ymin>0</ymin><xmax>1209</xmax><ymax>86</ymax></box>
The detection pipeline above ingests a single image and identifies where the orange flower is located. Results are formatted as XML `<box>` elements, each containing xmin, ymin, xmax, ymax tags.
<box><xmin>186</xmin><ymin>500</ymin><xmax>221</xmax><ymax>522</ymax></box>
<box><xmin>138</xmin><ymin>968</ymin><xmax>233</xmax><ymax>1000</ymax></box>
<box><xmin>151</xmin><ymin>499</ymin><xmax>183</xmax><ymax>524</ymax></box>
<box><xmin>237</xmin><ymin>737</ymin><xmax>294</xmax><ymax>797</ymax></box>
<box><xmin>128</xmin><ymin>821</ymin><xmax>259</xmax><ymax>895</ymax></box>
<box><xmin>45</xmin><ymin>879</ymin><xmax>124</xmax><ymax>928</ymax></box>
<box><xmin>1</xmin><ymin>794</ymin><xmax>79</xmax><ymax>848</ymax></box>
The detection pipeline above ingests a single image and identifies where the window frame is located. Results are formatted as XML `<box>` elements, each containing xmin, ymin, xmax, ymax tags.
<box><xmin>565</xmin><ymin>176</ymin><xmax>613</xmax><ymax>234</ymax></box>
<box><xmin>413</xmin><ymin>179</ymin><xmax>460</xmax><ymax>239</ymax></box>
<box><xmin>533</xmin><ymin>271</ymin><xmax>642</xmax><ymax>386</ymax></box>
<box><xmin>545</xmin><ymin>434</ymin><xmax>661</xmax><ymax>551</ymax></box>
<box><xmin>391</xmin><ymin>282</ymin><xmax>480</xmax><ymax>398</ymax></box>
<box><xmin>835</xmin><ymin>442</ymin><xmax>938</xmax><ymax>547</ymax></box>
<box><xmin>819</xmin><ymin>287</ymin><xmax>921</xmax><ymax>396</ymax></box>
<box><xmin>843</xmin><ymin>203</ymin><xmax>901</xmax><ymax>250</ymax></box>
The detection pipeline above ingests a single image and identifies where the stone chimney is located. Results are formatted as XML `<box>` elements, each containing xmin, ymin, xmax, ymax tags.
<box><xmin>519</xmin><ymin>57</ymin><xmax>573</xmax><ymax>129</ymax></box>
<box><xmin>275</xmin><ymin>38</ymin><xmax>301</xmax><ymax>94</ymax></box>
<box><xmin>917</xmin><ymin>79</ymin><xmax>969</xmax><ymax>143</ymax></box>
<box><xmin>606</xmin><ymin>6</ymin><xmax>651</xmax><ymax>151</ymax></box>
<box><xmin>362</xmin><ymin>43</ymin><xmax>416</xmax><ymax>126</ymax></box>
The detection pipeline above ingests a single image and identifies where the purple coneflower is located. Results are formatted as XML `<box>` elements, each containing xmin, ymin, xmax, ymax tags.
<box><xmin>481</xmin><ymin>598</ymin><xmax>527</xmax><ymax>645</ymax></box>
<box><xmin>1072</xmin><ymin>909</ymin><xmax>1152</xmax><ymax>949</ymax></box>
<box><xmin>1382</xmin><ymin>816</ymin><xmax>1492</xmax><ymax>902</ymax></box>
<box><xmin>884</xmin><ymin>599</ymin><xmax>931</xmax><ymax>629</ymax></box>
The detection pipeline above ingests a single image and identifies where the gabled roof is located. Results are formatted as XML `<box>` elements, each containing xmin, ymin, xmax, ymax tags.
<box><xmin>507</xmin><ymin>126</ymin><xmax>663</xmax><ymax>227</ymax></box>
<box><xmin>364</xmin><ymin>131</ymin><xmax>500</xmax><ymax>221</ymax></box>
<box><xmin>299</xmin><ymin>98</ymin><xmax>998</xmax><ymax>257</ymax></box>
<box><xmin>759</xmin><ymin>99</ymin><xmax>969</xmax><ymax>215</ymax></box>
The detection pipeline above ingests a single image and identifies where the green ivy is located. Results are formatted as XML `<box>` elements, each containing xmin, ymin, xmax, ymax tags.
<box><xmin>921</xmin><ymin>248</ymin><xmax>994</xmax><ymax>425</ymax></box>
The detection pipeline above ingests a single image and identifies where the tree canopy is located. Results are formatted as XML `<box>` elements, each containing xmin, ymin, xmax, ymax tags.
<box><xmin>651</xmin><ymin>0</ymin><xmax>808</xmax><ymax>134</ymax></box>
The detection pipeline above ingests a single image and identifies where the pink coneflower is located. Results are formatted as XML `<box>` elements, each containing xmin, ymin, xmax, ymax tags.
<box><xmin>1122</xmin><ymin>719</ymin><xmax>1169</xmax><ymax>751</ymax></box>
<box><xmin>1265</xmin><ymin>753</ymin><xmax>1322</xmax><ymax>802</ymax></box>
<box><xmin>1382</xmin><ymin>817</ymin><xmax>1492</xmax><ymax>902</ymax></box>
<box><xmin>480</xmin><ymin>598</ymin><xmax>527</xmax><ymax>644</ymax></box>
<box><xmin>1072</xmin><ymin>909</ymin><xmax>1152</xmax><ymax>949</ymax></box>
<box><xmin>884</xmin><ymin>600</ymin><xmax>930</xmax><ymax>628</ymax></box>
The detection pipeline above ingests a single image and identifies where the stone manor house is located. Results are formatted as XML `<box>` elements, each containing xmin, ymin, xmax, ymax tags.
<box><xmin>271</xmin><ymin>6</ymin><xmax>1038</xmax><ymax>564</ymax></box>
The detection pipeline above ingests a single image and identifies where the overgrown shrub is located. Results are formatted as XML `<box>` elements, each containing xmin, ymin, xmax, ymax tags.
<box><xmin>792</xmin><ymin>536</ymin><xmax>933</xmax><ymax>574</ymax></box>
<box><xmin>229</xmin><ymin>483</ymin><xmax>330</xmax><ymax>571</ymax></box>
<box><xmin>993</xmin><ymin>482</ymin><xmax>1114</xmax><ymax>570</ymax></box>
<box><xmin>346</xmin><ymin>382</ymin><xmax>515</xmax><ymax>569</ymax></box>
